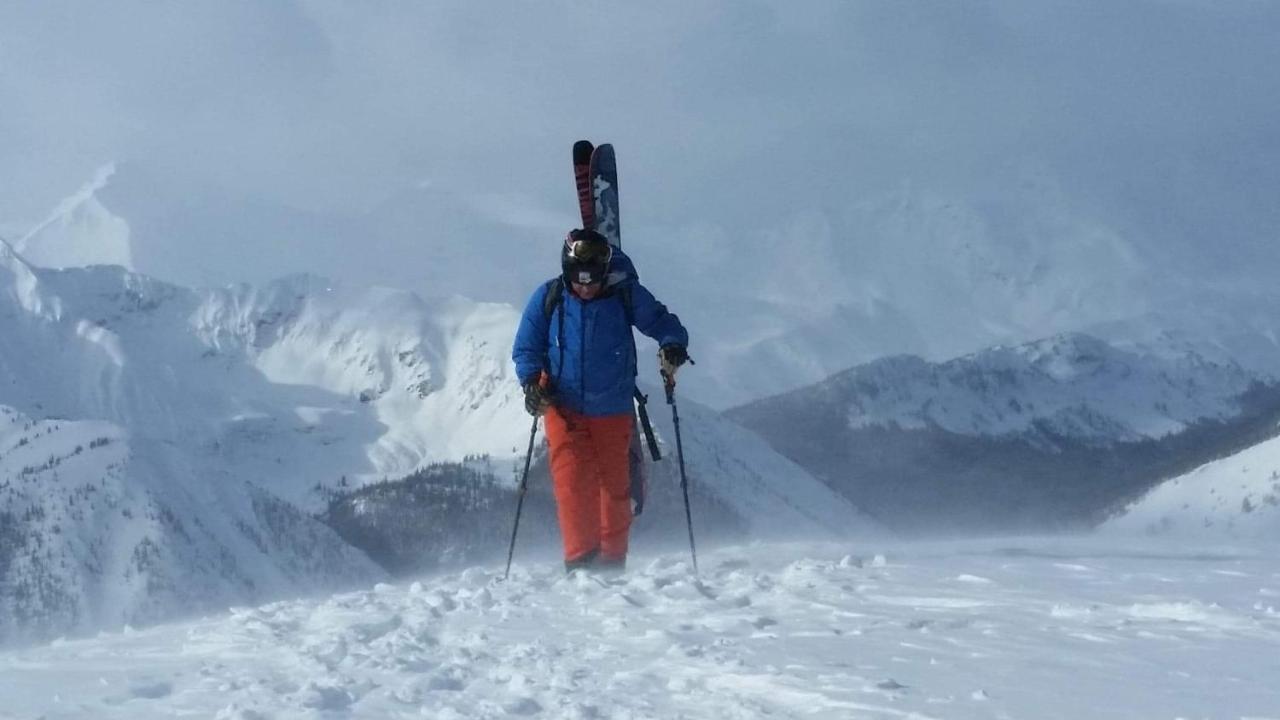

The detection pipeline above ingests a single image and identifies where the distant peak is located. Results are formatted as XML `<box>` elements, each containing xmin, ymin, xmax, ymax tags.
<box><xmin>18</xmin><ymin>163</ymin><xmax>118</xmax><ymax>251</ymax></box>
<box><xmin>14</xmin><ymin>163</ymin><xmax>134</xmax><ymax>272</ymax></box>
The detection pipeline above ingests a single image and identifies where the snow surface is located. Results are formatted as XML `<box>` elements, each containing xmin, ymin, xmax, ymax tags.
<box><xmin>1</xmin><ymin>539</ymin><xmax>1277</xmax><ymax>719</ymax></box>
<box><xmin>1104</xmin><ymin>431</ymin><xmax>1280</xmax><ymax>541</ymax></box>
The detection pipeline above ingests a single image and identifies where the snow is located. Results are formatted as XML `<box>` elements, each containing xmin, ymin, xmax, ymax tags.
<box><xmin>836</xmin><ymin>334</ymin><xmax>1258</xmax><ymax>442</ymax></box>
<box><xmin>1103</xmin><ymin>430</ymin><xmax>1280</xmax><ymax>541</ymax></box>
<box><xmin>2</xmin><ymin>538</ymin><xmax>1277</xmax><ymax>719</ymax></box>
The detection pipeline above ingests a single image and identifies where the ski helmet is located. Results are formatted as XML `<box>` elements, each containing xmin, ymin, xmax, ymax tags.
<box><xmin>561</xmin><ymin>228</ymin><xmax>612</xmax><ymax>286</ymax></box>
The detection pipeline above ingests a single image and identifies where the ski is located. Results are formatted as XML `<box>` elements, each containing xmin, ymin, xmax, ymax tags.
<box><xmin>589</xmin><ymin>144</ymin><xmax>621</xmax><ymax>249</ymax></box>
<box><xmin>570</xmin><ymin>141</ymin><xmax>652</xmax><ymax>516</ymax></box>
<box><xmin>573</xmin><ymin>140</ymin><xmax>595</xmax><ymax>229</ymax></box>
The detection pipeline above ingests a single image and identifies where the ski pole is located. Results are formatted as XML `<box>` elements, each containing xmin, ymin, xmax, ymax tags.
<box><xmin>663</xmin><ymin>370</ymin><xmax>699</xmax><ymax>575</ymax></box>
<box><xmin>504</xmin><ymin>415</ymin><xmax>540</xmax><ymax>580</ymax></box>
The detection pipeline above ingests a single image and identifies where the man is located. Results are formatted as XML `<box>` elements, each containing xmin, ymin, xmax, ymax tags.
<box><xmin>512</xmin><ymin>228</ymin><xmax>689</xmax><ymax>572</ymax></box>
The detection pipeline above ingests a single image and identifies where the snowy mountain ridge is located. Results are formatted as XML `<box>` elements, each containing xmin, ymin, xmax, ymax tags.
<box><xmin>794</xmin><ymin>332</ymin><xmax>1264</xmax><ymax>447</ymax></box>
<box><xmin>730</xmin><ymin>333</ymin><xmax>1280</xmax><ymax>533</ymax></box>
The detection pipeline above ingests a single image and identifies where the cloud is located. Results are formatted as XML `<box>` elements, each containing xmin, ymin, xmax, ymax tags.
<box><xmin>1</xmin><ymin>2</ymin><xmax>1278</xmax><ymax>304</ymax></box>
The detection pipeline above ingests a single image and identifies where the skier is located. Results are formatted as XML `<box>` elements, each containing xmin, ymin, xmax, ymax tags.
<box><xmin>512</xmin><ymin>228</ymin><xmax>689</xmax><ymax>572</ymax></box>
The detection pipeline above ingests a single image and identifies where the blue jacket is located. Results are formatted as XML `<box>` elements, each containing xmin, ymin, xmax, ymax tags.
<box><xmin>512</xmin><ymin>249</ymin><xmax>688</xmax><ymax>416</ymax></box>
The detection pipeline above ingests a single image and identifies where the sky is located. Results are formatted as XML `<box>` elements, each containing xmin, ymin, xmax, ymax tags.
<box><xmin>2</xmin><ymin>1</ymin><xmax>1280</xmax><ymax>401</ymax></box>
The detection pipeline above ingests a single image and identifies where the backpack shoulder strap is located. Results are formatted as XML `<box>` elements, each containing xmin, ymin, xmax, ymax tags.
<box><xmin>542</xmin><ymin>277</ymin><xmax>565</xmax><ymax>318</ymax></box>
<box><xmin>620</xmin><ymin>285</ymin><xmax>635</xmax><ymax>327</ymax></box>
<box><xmin>541</xmin><ymin>277</ymin><xmax>567</xmax><ymax>380</ymax></box>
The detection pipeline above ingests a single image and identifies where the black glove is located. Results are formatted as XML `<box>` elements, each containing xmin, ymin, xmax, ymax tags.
<box><xmin>660</xmin><ymin>344</ymin><xmax>689</xmax><ymax>369</ymax></box>
<box><xmin>523</xmin><ymin>381</ymin><xmax>552</xmax><ymax>416</ymax></box>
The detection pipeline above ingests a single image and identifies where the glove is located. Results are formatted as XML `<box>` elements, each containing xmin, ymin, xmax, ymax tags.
<box><xmin>658</xmin><ymin>345</ymin><xmax>689</xmax><ymax>378</ymax></box>
<box><xmin>523</xmin><ymin>381</ymin><xmax>552</xmax><ymax>416</ymax></box>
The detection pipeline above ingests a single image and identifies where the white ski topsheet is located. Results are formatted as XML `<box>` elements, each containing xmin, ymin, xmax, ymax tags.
<box><xmin>2</xmin><ymin>538</ymin><xmax>1277</xmax><ymax>719</ymax></box>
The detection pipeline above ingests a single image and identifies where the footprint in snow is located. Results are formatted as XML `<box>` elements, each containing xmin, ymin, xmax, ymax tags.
<box><xmin>876</xmin><ymin>679</ymin><xmax>909</xmax><ymax>691</ymax></box>
<box><xmin>128</xmin><ymin>679</ymin><xmax>173</xmax><ymax>699</ymax></box>
<box><xmin>694</xmin><ymin>581</ymin><xmax>718</xmax><ymax>600</ymax></box>
<box><xmin>297</xmin><ymin>683</ymin><xmax>354</xmax><ymax>710</ymax></box>
<box><xmin>306</xmin><ymin>636</ymin><xmax>348</xmax><ymax>668</ymax></box>
<box><xmin>503</xmin><ymin>697</ymin><xmax>543</xmax><ymax>715</ymax></box>
<box><xmin>427</xmin><ymin>672</ymin><xmax>467</xmax><ymax>692</ymax></box>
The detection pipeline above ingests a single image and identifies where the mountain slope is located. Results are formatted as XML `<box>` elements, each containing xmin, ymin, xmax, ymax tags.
<box><xmin>1103</xmin><ymin>433</ymin><xmax>1280</xmax><ymax>541</ymax></box>
<box><xmin>0</xmin><ymin>405</ymin><xmax>380</xmax><ymax>646</ymax></box>
<box><xmin>729</xmin><ymin>333</ymin><xmax>1280</xmax><ymax>534</ymax></box>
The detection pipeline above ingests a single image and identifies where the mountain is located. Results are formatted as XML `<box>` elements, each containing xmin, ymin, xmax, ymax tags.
<box><xmin>1102</xmin><ymin>432</ymin><xmax>1280</xmax><ymax>541</ymax></box>
<box><xmin>0</xmin><ymin>235</ymin><xmax>872</xmax><ymax>643</ymax></box>
<box><xmin>728</xmin><ymin>333</ymin><xmax>1280</xmax><ymax>535</ymax></box>
<box><xmin>0</xmin><ymin>403</ymin><xmax>381</xmax><ymax>646</ymax></box>
<box><xmin>0</xmin><ymin>237</ymin><xmax>530</xmax><ymax>642</ymax></box>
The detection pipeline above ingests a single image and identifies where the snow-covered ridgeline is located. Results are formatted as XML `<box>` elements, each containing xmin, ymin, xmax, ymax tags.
<box><xmin>189</xmin><ymin>274</ymin><xmax>531</xmax><ymax>480</ymax></box>
<box><xmin>807</xmin><ymin>333</ymin><xmax>1262</xmax><ymax>444</ymax></box>
<box><xmin>1</xmin><ymin>234</ymin><xmax>530</xmax><ymax>501</ymax></box>
<box><xmin>728</xmin><ymin>332</ymin><xmax>1280</xmax><ymax>534</ymax></box>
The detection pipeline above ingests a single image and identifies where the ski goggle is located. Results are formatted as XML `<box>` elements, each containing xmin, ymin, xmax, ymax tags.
<box><xmin>566</xmin><ymin>234</ymin><xmax>612</xmax><ymax>265</ymax></box>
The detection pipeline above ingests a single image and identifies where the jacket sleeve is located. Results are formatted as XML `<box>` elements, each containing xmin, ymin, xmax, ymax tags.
<box><xmin>512</xmin><ymin>283</ymin><xmax>551</xmax><ymax>385</ymax></box>
<box><xmin>629</xmin><ymin>282</ymin><xmax>689</xmax><ymax>349</ymax></box>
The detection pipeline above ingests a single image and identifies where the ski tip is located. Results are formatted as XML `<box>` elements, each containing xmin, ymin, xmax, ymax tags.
<box><xmin>590</xmin><ymin>143</ymin><xmax>616</xmax><ymax>171</ymax></box>
<box><xmin>573</xmin><ymin>140</ymin><xmax>594</xmax><ymax>163</ymax></box>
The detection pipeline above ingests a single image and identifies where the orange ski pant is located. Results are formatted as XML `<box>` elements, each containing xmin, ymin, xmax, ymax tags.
<box><xmin>543</xmin><ymin>407</ymin><xmax>634</xmax><ymax>563</ymax></box>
